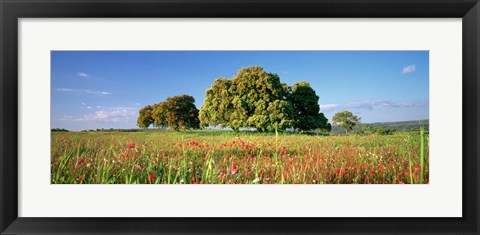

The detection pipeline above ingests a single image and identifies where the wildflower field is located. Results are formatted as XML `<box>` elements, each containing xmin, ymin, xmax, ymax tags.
<box><xmin>51</xmin><ymin>130</ymin><xmax>428</xmax><ymax>184</ymax></box>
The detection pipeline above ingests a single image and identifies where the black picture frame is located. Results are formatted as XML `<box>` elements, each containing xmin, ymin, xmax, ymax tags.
<box><xmin>1</xmin><ymin>0</ymin><xmax>479</xmax><ymax>234</ymax></box>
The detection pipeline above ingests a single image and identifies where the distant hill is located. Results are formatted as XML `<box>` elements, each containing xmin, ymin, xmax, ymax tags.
<box><xmin>330</xmin><ymin>119</ymin><xmax>429</xmax><ymax>134</ymax></box>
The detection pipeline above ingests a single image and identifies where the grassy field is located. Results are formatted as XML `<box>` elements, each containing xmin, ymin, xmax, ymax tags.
<box><xmin>51</xmin><ymin>130</ymin><xmax>429</xmax><ymax>184</ymax></box>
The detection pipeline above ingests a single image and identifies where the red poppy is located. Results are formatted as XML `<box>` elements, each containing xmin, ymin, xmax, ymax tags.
<box><xmin>148</xmin><ymin>173</ymin><xmax>157</xmax><ymax>182</ymax></box>
<box><xmin>126</xmin><ymin>143</ymin><xmax>135</xmax><ymax>149</ymax></box>
<box><xmin>231</xmin><ymin>164</ymin><xmax>239</xmax><ymax>175</ymax></box>
<box><xmin>77</xmin><ymin>158</ymin><xmax>84</xmax><ymax>164</ymax></box>
<box><xmin>414</xmin><ymin>166</ymin><xmax>421</xmax><ymax>173</ymax></box>
<box><xmin>414</xmin><ymin>173</ymin><xmax>420</xmax><ymax>180</ymax></box>
<box><xmin>335</xmin><ymin>168</ymin><xmax>341</xmax><ymax>174</ymax></box>
<box><xmin>123</xmin><ymin>152</ymin><xmax>129</xmax><ymax>157</ymax></box>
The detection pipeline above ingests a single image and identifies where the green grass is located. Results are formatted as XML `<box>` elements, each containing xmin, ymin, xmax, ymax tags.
<box><xmin>51</xmin><ymin>130</ymin><xmax>429</xmax><ymax>184</ymax></box>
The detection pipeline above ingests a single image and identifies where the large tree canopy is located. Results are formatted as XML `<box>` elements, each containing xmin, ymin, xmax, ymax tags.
<box><xmin>164</xmin><ymin>95</ymin><xmax>200</xmax><ymax>131</ymax></box>
<box><xmin>152</xmin><ymin>102</ymin><xmax>168</xmax><ymax>128</ymax></box>
<box><xmin>137</xmin><ymin>95</ymin><xmax>200</xmax><ymax>131</ymax></box>
<box><xmin>288</xmin><ymin>81</ymin><xmax>330</xmax><ymax>131</ymax></box>
<box><xmin>332</xmin><ymin>110</ymin><xmax>361</xmax><ymax>134</ymax></box>
<box><xmin>200</xmin><ymin>66</ymin><xmax>294</xmax><ymax>131</ymax></box>
<box><xmin>198</xmin><ymin>78</ymin><xmax>233</xmax><ymax>129</ymax></box>
<box><xmin>317</xmin><ymin>112</ymin><xmax>332</xmax><ymax>133</ymax></box>
<box><xmin>137</xmin><ymin>105</ymin><xmax>154</xmax><ymax>129</ymax></box>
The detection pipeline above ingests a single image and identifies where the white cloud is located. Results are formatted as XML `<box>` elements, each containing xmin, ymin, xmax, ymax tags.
<box><xmin>78</xmin><ymin>72</ymin><xmax>89</xmax><ymax>77</ymax></box>
<box><xmin>135</xmin><ymin>102</ymin><xmax>141</xmax><ymax>106</ymax></box>
<box><xmin>319</xmin><ymin>104</ymin><xmax>340</xmax><ymax>111</ymax></box>
<box><xmin>81</xmin><ymin>102</ymin><xmax>86</xmax><ymax>106</ymax></box>
<box><xmin>60</xmin><ymin>107</ymin><xmax>139</xmax><ymax>122</ymax></box>
<box><xmin>81</xmin><ymin>109</ymin><xmax>134</xmax><ymax>122</ymax></box>
<box><xmin>87</xmin><ymin>106</ymin><xmax>92</xmax><ymax>109</ymax></box>
<box><xmin>402</xmin><ymin>64</ymin><xmax>416</xmax><ymax>74</ymax></box>
<box><xmin>56</xmin><ymin>88</ymin><xmax>110</xmax><ymax>96</ymax></box>
<box><xmin>321</xmin><ymin>99</ymin><xmax>428</xmax><ymax>112</ymax></box>
<box><xmin>57</xmin><ymin>88</ymin><xmax>75</xmax><ymax>92</ymax></box>
<box><xmin>59</xmin><ymin>115</ymin><xmax>73</xmax><ymax>121</ymax></box>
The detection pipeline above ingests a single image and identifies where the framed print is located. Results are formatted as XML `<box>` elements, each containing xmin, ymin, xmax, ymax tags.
<box><xmin>1</xmin><ymin>0</ymin><xmax>479</xmax><ymax>234</ymax></box>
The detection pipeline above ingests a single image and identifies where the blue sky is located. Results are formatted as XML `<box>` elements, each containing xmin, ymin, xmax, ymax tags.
<box><xmin>51</xmin><ymin>51</ymin><xmax>429</xmax><ymax>131</ymax></box>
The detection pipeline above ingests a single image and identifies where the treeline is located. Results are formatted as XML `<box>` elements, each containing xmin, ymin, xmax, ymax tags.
<box><xmin>137</xmin><ymin>66</ymin><xmax>331</xmax><ymax>132</ymax></box>
<box><xmin>330</xmin><ymin>120</ymin><xmax>429</xmax><ymax>135</ymax></box>
<box><xmin>369</xmin><ymin>120</ymin><xmax>429</xmax><ymax>132</ymax></box>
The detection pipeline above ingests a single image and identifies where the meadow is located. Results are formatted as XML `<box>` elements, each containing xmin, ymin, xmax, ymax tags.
<box><xmin>51</xmin><ymin>130</ymin><xmax>428</xmax><ymax>184</ymax></box>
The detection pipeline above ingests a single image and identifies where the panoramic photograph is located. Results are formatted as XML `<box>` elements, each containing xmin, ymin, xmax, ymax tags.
<box><xmin>51</xmin><ymin>51</ymin><xmax>429</xmax><ymax>184</ymax></box>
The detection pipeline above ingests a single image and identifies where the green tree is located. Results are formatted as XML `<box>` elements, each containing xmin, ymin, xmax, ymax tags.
<box><xmin>288</xmin><ymin>81</ymin><xmax>330</xmax><ymax>132</ymax></box>
<box><xmin>139</xmin><ymin>95</ymin><xmax>200</xmax><ymax>131</ymax></box>
<box><xmin>137</xmin><ymin>105</ymin><xmax>154</xmax><ymax>128</ymax></box>
<box><xmin>316</xmin><ymin>113</ymin><xmax>332</xmax><ymax>133</ymax></box>
<box><xmin>200</xmin><ymin>66</ymin><xmax>293</xmax><ymax>131</ymax></box>
<box><xmin>199</xmin><ymin>78</ymin><xmax>233</xmax><ymax>129</ymax></box>
<box><xmin>265</xmin><ymin>100</ymin><xmax>294</xmax><ymax>131</ymax></box>
<box><xmin>151</xmin><ymin>102</ymin><xmax>168</xmax><ymax>128</ymax></box>
<box><xmin>164</xmin><ymin>94</ymin><xmax>200</xmax><ymax>131</ymax></box>
<box><xmin>332</xmin><ymin>110</ymin><xmax>361</xmax><ymax>134</ymax></box>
